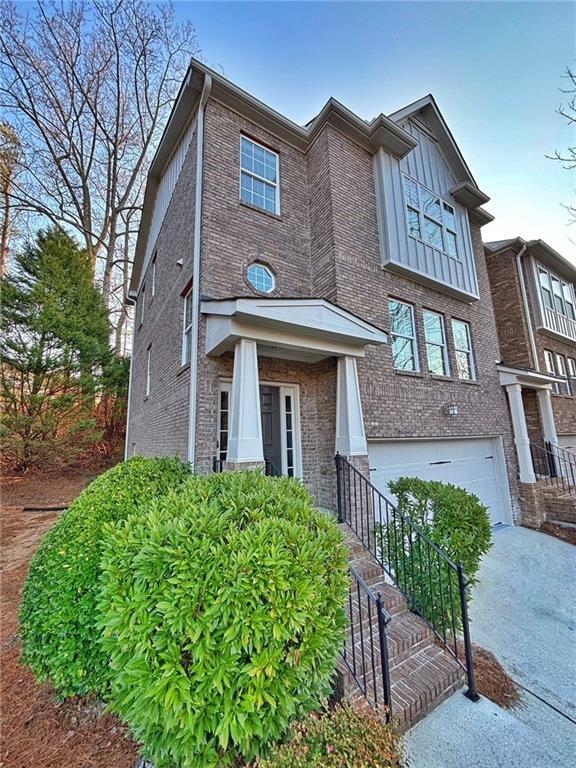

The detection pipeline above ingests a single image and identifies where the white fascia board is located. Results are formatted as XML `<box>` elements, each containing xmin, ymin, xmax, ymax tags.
<box><xmin>497</xmin><ymin>364</ymin><xmax>560</xmax><ymax>388</ymax></box>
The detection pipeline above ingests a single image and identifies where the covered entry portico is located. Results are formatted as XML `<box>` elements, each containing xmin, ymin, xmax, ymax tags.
<box><xmin>201</xmin><ymin>298</ymin><xmax>388</xmax><ymax>477</ymax></box>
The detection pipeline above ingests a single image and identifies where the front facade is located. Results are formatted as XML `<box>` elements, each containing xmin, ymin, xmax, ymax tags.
<box><xmin>127</xmin><ymin>61</ymin><xmax>518</xmax><ymax>526</ymax></box>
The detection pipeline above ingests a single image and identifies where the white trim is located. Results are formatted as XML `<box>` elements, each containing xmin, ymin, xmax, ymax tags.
<box><xmin>239</xmin><ymin>135</ymin><xmax>280</xmax><ymax>215</ymax></box>
<box><xmin>182</xmin><ymin>286</ymin><xmax>193</xmax><ymax>365</ymax></box>
<box><xmin>388</xmin><ymin>299</ymin><xmax>419</xmax><ymax>372</ymax></box>
<box><xmin>218</xmin><ymin>378</ymin><xmax>302</xmax><ymax>478</ymax></box>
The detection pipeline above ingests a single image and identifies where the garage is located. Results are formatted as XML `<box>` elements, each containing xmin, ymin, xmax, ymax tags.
<box><xmin>557</xmin><ymin>434</ymin><xmax>576</xmax><ymax>454</ymax></box>
<box><xmin>368</xmin><ymin>437</ymin><xmax>513</xmax><ymax>526</ymax></box>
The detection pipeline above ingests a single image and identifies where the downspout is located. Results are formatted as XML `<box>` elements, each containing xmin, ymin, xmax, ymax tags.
<box><xmin>515</xmin><ymin>244</ymin><xmax>539</xmax><ymax>371</ymax></box>
<box><xmin>187</xmin><ymin>74</ymin><xmax>212</xmax><ymax>470</ymax></box>
<box><xmin>123</xmin><ymin>292</ymin><xmax>137</xmax><ymax>459</ymax></box>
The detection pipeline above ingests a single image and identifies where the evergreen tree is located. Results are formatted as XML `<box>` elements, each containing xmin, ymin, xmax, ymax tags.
<box><xmin>1</xmin><ymin>228</ymin><xmax>112</xmax><ymax>469</ymax></box>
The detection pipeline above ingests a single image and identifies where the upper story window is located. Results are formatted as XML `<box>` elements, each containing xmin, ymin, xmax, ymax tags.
<box><xmin>240</xmin><ymin>136</ymin><xmax>279</xmax><ymax>214</ymax></box>
<box><xmin>423</xmin><ymin>310</ymin><xmax>449</xmax><ymax>376</ymax></box>
<box><xmin>451</xmin><ymin>319</ymin><xmax>475</xmax><ymax>380</ymax></box>
<box><xmin>151</xmin><ymin>253</ymin><xmax>157</xmax><ymax>298</ymax></box>
<box><xmin>145</xmin><ymin>346</ymin><xmax>151</xmax><ymax>397</ymax></box>
<box><xmin>403</xmin><ymin>176</ymin><xmax>458</xmax><ymax>260</ymax></box>
<box><xmin>182</xmin><ymin>288</ymin><xmax>193</xmax><ymax>365</ymax></box>
<box><xmin>555</xmin><ymin>353</ymin><xmax>572</xmax><ymax>395</ymax></box>
<box><xmin>247</xmin><ymin>263</ymin><xmax>275</xmax><ymax>294</ymax></box>
<box><xmin>568</xmin><ymin>357</ymin><xmax>576</xmax><ymax>392</ymax></box>
<box><xmin>389</xmin><ymin>300</ymin><xmax>418</xmax><ymax>372</ymax></box>
<box><xmin>537</xmin><ymin>265</ymin><xmax>576</xmax><ymax>321</ymax></box>
<box><xmin>140</xmin><ymin>284</ymin><xmax>145</xmax><ymax>326</ymax></box>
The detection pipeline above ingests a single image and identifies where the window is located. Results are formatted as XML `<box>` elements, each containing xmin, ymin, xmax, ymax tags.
<box><xmin>568</xmin><ymin>358</ymin><xmax>576</xmax><ymax>393</ymax></box>
<box><xmin>145</xmin><ymin>346</ymin><xmax>151</xmax><ymax>397</ymax></box>
<box><xmin>537</xmin><ymin>264</ymin><xmax>576</xmax><ymax>323</ymax></box>
<box><xmin>452</xmin><ymin>319</ymin><xmax>475</xmax><ymax>380</ymax></box>
<box><xmin>423</xmin><ymin>310</ymin><xmax>449</xmax><ymax>376</ymax></box>
<box><xmin>543</xmin><ymin>349</ymin><xmax>560</xmax><ymax>394</ymax></box>
<box><xmin>182</xmin><ymin>288</ymin><xmax>193</xmax><ymax>365</ymax></box>
<box><xmin>240</xmin><ymin>136</ymin><xmax>279</xmax><ymax>214</ymax></box>
<box><xmin>284</xmin><ymin>394</ymin><xmax>295</xmax><ymax>477</ymax></box>
<box><xmin>556</xmin><ymin>354</ymin><xmax>571</xmax><ymax>395</ymax></box>
<box><xmin>151</xmin><ymin>254</ymin><xmax>157</xmax><ymax>298</ymax></box>
<box><xmin>389</xmin><ymin>300</ymin><xmax>418</xmax><ymax>371</ymax></box>
<box><xmin>403</xmin><ymin>175</ymin><xmax>459</xmax><ymax>259</ymax></box>
<box><xmin>140</xmin><ymin>285</ymin><xmax>145</xmax><ymax>326</ymax></box>
<box><xmin>247</xmin><ymin>263</ymin><xmax>275</xmax><ymax>293</ymax></box>
<box><xmin>218</xmin><ymin>384</ymin><xmax>230</xmax><ymax>462</ymax></box>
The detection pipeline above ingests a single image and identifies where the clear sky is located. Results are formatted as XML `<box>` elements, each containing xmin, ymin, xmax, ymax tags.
<box><xmin>174</xmin><ymin>0</ymin><xmax>576</xmax><ymax>264</ymax></box>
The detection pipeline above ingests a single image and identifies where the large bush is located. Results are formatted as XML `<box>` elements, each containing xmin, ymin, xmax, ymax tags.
<box><xmin>20</xmin><ymin>456</ymin><xmax>191</xmax><ymax>696</ymax></box>
<box><xmin>256</xmin><ymin>702</ymin><xmax>403</xmax><ymax>768</ymax></box>
<box><xmin>98</xmin><ymin>471</ymin><xmax>349</xmax><ymax>767</ymax></box>
<box><xmin>378</xmin><ymin>477</ymin><xmax>492</xmax><ymax>635</ymax></box>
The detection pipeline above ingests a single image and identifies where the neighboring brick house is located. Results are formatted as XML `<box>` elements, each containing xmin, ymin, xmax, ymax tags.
<box><xmin>484</xmin><ymin>239</ymin><xmax>576</xmax><ymax>522</ymax></box>
<box><xmin>126</xmin><ymin>59</ymin><xmax>518</xmax><ymax>526</ymax></box>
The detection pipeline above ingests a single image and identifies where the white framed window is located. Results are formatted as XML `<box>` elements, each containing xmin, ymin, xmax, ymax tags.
<box><xmin>182</xmin><ymin>288</ymin><xmax>193</xmax><ymax>365</ymax></box>
<box><xmin>556</xmin><ymin>354</ymin><xmax>571</xmax><ymax>395</ymax></box>
<box><xmin>140</xmin><ymin>284</ymin><xmax>145</xmax><ymax>326</ymax></box>
<box><xmin>151</xmin><ymin>253</ymin><xmax>157</xmax><ymax>298</ymax></box>
<box><xmin>389</xmin><ymin>300</ymin><xmax>418</xmax><ymax>371</ymax></box>
<box><xmin>537</xmin><ymin>264</ymin><xmax>576</xmax><ymax>322</ymax></box>
<box><xmin>423</xmin><ymin>310</ymin><xmax>449</xmax><ymax>376</ymax></box>
<box><xmin>403</xmin><ymin>175</ymin><xmax>459</xmax><ymax>259</ymax></box>
<box><xmin>145</xmin><ymin>346</ymin><xmax>151</xmax><ymax>397</ymax></box>
<box><xmin>568</xmin><ymin>357</ymin><xmax>576</xmax><ymax>395</ymax></box>
<box><xmin>247</xmin><ymin>263</ymin><xmax>275</xmax><ymax>293</ymax></box>
<box><xmin>543</xmin><ymin>350</ymin><xmax>560</xmax><ymax>395</ymax></box>
<box><xmin>240</xmin><ymin>135</ymin><xmax>279</xmax><ymax>214</ymax></box>
<box><xmin>452</xmin><ymin>319</ymin><xmax>475</xmax><ymax>380</ymax></box>
<box><xmin>218</xmin><ymin>382</ymin><xmax>231</xmax><ymax>463</ymax></box>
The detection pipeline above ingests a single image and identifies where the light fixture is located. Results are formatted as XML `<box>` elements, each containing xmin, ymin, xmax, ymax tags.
<box><xmin>444</xmin><ymin>403</ymin><xmax>458</xmax><ymax>416</ymax></box>
<box><xmin>176</xmin><ymin>258</ymin><xmax>183</xmax><ymax>267</ymax></box>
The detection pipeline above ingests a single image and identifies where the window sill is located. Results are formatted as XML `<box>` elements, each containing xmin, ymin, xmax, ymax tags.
<box><xmin>430</xmin><ymin>374</ymin><xmax>454</xmax><ymax>382</ymax></box>
<box><xmin>239</xmin><ymin>200</ymin><xmax>282</xmax><ymax>221</ymax></box>
<box><xmin>458</xmin><ymin>378</ymin><xmax>480</xmax><ymax>386</ymax></box>
<box><xmin>393</xmin><ymin>369</ymin><xmax>425</xmax><ymax>379</ymax></box>
<box><xmin>177</xmin><ymin>362</ymin><xmax>191</xmax><ymax>377</ymax></box>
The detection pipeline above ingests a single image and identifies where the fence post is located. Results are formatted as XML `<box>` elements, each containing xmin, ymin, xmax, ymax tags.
<box><xmin>457</xmin><ymin>564</ymin><xmax>479</xmax><ymax>702</ymax></box>
<box><xmin>376</xmin><ymin>594</ymin><xmax>392</xmax><ymax>722</ymax></box>
<box><xmin>335</xmin><ymin>452</ymin><xmax>344</xmax><ymax>523</ymax></box>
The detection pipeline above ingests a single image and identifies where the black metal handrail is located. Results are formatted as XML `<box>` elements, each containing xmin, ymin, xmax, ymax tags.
<box><xmin>342</xmin><ymin>565</ymin><xmax>393</xmax><ymax>721</ymax></box>
<box><xmin>335</xmin><ymin>453</ymin><xmax>478</xmax><ymax>702</ymax></box>
<box><xmin>530</xmin><ymin>442</ymin><xmax>576</xmax><ymax>496</ymax></box>
<box><xmin>264</xmin><ymin>455</ymin><xmax>282</xmax><ymax>477</ymax></box>
<box><xmin>212</xmin><ymin>456</ymin><xmax>223</xmax><ymax>473</ymax></box>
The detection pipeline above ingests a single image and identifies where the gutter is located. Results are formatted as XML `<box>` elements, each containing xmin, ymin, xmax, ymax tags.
<box><xmin>123</xmin><ymin>291</ymin><xmax>138</xmax><ymax>459</ymax></box>
<box><xmin>515</xmin><ymin>244</ymin><xmax>539</xmax><ymax>371</ymax></box>
<box><xmin>187</xmin><ymin>74</ymin><xmax>212</xmax><ymax>470</ymax></box>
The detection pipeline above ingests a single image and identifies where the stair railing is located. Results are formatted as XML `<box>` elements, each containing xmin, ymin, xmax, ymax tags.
<box><xmin>530</xmin><ymin>442</ymin><xmax>576</xmax><ymax>496</ymax></box>
<box><xmin>342</xmin><ymin>565</ymin><xmax>393</xmax><ymax>721</ymax></box>
<box><xmin>335</xmin><ymin>453</ymin><xmax>478</xmax><ymax>702</ymax></box>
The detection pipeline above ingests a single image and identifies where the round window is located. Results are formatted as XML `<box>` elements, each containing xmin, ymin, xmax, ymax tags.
<box><xmin>247</xmin><ymin>263</ymin><xmax>275</xmax><ymax>294</ymax></box>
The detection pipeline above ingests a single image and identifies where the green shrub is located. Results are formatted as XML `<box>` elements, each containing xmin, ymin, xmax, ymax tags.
<box><xmin>20</xmin><ymin>456</ymin><xmax>191</xmax><ymax>697</ymax></box>
<box><xmin>255</xmin><ymin>702</ymin><xmax>403</xmax><ymax>768</ymax></box>
<box><xmin>98</xmin><ymin>471</ymin><xmax>349</xmax><ymax>767</ymax></box>
<box><xmin>377</xmin><ymin>477</ymin><xmax>492</xmax><ymax>635</ymax></box>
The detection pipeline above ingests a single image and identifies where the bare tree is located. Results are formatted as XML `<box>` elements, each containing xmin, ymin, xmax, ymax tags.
<box><xmin>0</xmin><ymin>120</ymin><xmax>21</xmax><ymax>276</ymax></box>
<box><xmin>549</xmin><ymin>67</ymin><xmax>576</xmax><ymax>225</ymax></box>
<box><xmin>0</xmin><ymin>0</ymin><xmax>199</xmax><ymax>348</ymax></box>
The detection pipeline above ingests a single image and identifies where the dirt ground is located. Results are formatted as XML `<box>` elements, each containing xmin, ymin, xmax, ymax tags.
<box><xmin>539</xmin><ymin>521</ymin><xmax>576</xmax><ymax>546</ymax></box>
<box><xmin>1</xmin><ymin>471</ymin><xmax>139</xmax><ymax>768</ymax></box>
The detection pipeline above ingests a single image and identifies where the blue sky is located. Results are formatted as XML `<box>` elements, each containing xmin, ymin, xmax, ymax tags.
<box><xmin>175</xmin><ymin>1</ymin><xmax>576</xmax><ymax>263</ymax></box>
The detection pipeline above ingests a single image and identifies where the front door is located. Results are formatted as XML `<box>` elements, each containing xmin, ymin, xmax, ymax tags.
<box><xmin>260</xmin><ymin>385</ymin><xmax>282</xmax><ymax>475</ymax></box>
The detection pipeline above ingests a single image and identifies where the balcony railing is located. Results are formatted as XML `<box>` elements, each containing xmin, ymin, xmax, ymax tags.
<box><xmin>541</xmin><ymin>306</ymin><xmax>576</xmax><ymax>342</ymax></box>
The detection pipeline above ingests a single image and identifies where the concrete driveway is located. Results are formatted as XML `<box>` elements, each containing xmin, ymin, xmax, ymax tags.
<box><xmin>406</xmin><ymin>525</ymin><xmax>576</xmax><ymax>768</ymax></box>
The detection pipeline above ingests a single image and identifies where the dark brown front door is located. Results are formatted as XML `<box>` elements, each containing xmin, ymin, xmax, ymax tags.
<box><xmin>260</xmin><ymin>385</ymin><xmax>282</xmax><ymax>474</ymax></box>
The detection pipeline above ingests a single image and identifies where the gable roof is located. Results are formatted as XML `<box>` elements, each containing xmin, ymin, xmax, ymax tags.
<box><xmin>485</xmin><ymin>237</ymin><xmax>576</xmax><ymax>281</ymax></box>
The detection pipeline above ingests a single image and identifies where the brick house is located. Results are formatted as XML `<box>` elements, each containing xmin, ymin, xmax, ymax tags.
<box><xmin>484</xmin><ymin>238</ymin><xmax>576</xmax><ymax>525</ymax></box>
<box><xmin>126</xmin><ymin>59</ymin><xmax>519</xmax><ymax>526</ymax></box>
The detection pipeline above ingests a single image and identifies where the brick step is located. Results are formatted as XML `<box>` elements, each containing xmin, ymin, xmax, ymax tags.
<box><xmin>345</xmin><ymin>610</ymin><xmax>434</xmax><ymax>671</ymax></box>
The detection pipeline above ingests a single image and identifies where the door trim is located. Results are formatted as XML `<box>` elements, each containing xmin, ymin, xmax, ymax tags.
<box><xmin>218</xmin><ymin>379</ymin><xmax>302</xmax><ymax>478</ymax></box>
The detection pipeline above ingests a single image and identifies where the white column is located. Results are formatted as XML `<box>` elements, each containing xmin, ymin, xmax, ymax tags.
<box><xmin>335</xmin><ymin>356</ymin><xmax>368</xmax><ymax>456</ymax></box>
<box><xmin>226</xmin><ymin>339</ymin><xmax>263</xmax><ymax>463</ymax></box>
<box><xmin>537</xmin><ymin>387</ymin><xmax>562</xmax><ymax>477</ymax></box>
<box><xmin>537</xmin><ymin>388</ymin><xmax>559</xmax><ymax>445</ymax></box>
<box><xmin>505</xmin><ymin>383</ymin><xmax>536</xmax><ymax>483</ymax></box>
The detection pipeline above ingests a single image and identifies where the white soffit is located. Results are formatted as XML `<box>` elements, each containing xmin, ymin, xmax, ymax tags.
<box><xmin>201</xmin><ymin>298</ymin><xmax>388</xmax><ymax>358</ymax></box>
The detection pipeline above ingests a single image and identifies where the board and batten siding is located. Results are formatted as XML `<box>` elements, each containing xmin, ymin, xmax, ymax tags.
<box><xmin>142</xmin><ymin>117</ymin><xmax>198</xmax><ymax>275</ymax></box>
<box><xmin>374</xmin><ymin>119</ymin><xmax>479</xmax><ymax>301</ymax></box>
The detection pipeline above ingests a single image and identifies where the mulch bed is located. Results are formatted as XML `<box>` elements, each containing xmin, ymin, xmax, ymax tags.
<box><xmin>1</xmin><ymin>470</ymin><xmax>139</xmax><ymax>768</ymax></box>
<box><xmin>539</xmin><ymin>521</ymin><xmax>576</xmax><ymax>546</ymax></box>
<box><xmin>459</xmin><ymin>642</ymin><xmax>521</xmax><ymax>710</ymax></box>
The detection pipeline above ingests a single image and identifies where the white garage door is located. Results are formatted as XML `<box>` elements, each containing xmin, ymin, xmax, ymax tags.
<box><xmin>558</xmin><ymin>434</ymin><xmax>576</xmax><ymax>455</ymax></box>
<box><xmin>368</xmin><ymin>437</ymin><xmax>512</xmax><ymax>526</ymax></box>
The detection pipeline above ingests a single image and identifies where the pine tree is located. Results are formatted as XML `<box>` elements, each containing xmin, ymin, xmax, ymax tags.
<box><xmin>1</xmin><ymin>227</ymin><xmax>112</xmax><ymax>469</ymax></box>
